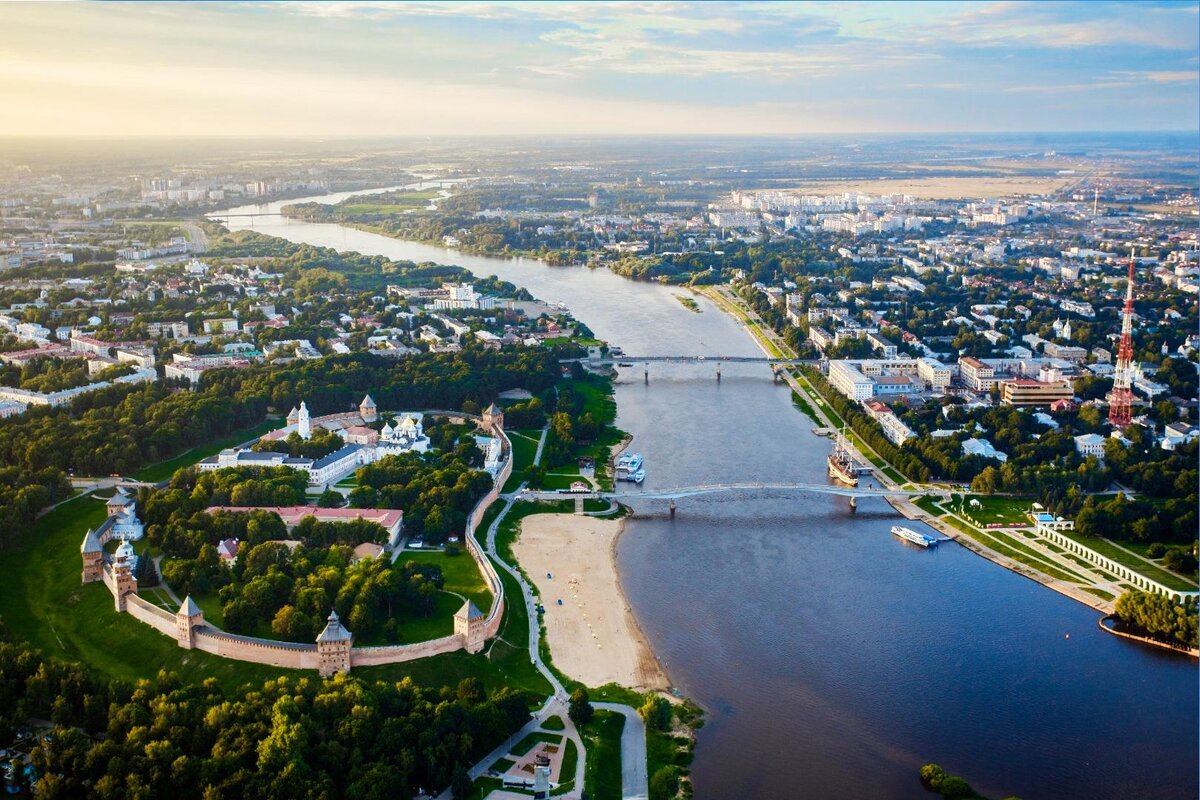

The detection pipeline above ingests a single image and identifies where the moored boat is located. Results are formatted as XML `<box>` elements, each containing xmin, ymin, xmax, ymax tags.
<box><xmin>891</xmin><ymin>525</ymin><xmax>939</xmax><ymax>548</ymax></box>
<box><xmin>827</xmin><ymin>428</ymin><xmax>859</xmax><ymax>487</ymax></box>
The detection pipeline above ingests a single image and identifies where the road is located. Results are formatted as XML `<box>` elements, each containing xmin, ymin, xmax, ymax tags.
<box><xmin>439</xmin><ymin>421</ymin><xmax>649</xmax><ymax>800</ymax></box>
<box><xmin>594</xmin><ymin>703</ymin><xmax>650</xmax><ymax>800</ymax></box>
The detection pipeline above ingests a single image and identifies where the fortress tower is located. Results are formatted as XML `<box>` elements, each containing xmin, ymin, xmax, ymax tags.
<box><xmin>481</xmin><ymin>402</ymin><xmax>504</xmax><ymax>434</ymax></box>
<box><xmin>454</xmin><ymin>600</ymin><xmax>486</xmax><ymax>654</ymax></box>
<box><xmin>359</xmin><ymin>394</ymin><xmax>377</xmax><ymax>423</ymax></box>
<box><xmin>316</xmin><ymin>610</ymin><xmax>352</xmax><ymax>677</ymax></box>
<box><xmin>80</xmin><ymin>529</ymin><xmax>104</xmax><ymax>583</ymax></box>
<box><xmin>176</xmin><ymin>595</ymin><xmax>204</xmax><ymax>649</ymax></box>
<box><xmin>112</xmin><ymin>558</ymin><xmax>136</xmax><ymax>612</ymax></box>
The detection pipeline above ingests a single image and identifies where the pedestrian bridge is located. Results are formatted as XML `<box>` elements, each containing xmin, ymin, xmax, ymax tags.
<box><xmin>524</xmin><ymin>482</ymin><xmax>937</xmax><ymax>501</ymax></box>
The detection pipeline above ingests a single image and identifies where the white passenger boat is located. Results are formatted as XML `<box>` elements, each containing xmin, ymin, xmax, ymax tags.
<box><xmin>891</xmin><ymin>525</ymin><xmax>939</xmax><ymax>548</ymax></box>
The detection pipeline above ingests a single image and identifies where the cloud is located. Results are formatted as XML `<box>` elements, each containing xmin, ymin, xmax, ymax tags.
<box><xmin>0</xmin><ymin>1</ymin><xmax>1195</xmax><ymax>135</ymax></box>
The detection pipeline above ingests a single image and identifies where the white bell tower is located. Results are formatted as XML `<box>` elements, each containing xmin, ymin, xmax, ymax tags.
<box><xmin>298</xmin><ymin>401</ymin><xmax>312</xmax><ymax>439</ymax></box>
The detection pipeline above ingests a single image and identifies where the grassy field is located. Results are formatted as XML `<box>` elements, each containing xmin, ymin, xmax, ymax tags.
<box><xmin>399</xmin><ymin>548</ymin><xmax>494</xmax><ymax>611</ymax></box>
<box><xmin>935</xmin><ymin>508</ymin><xmax>1089</xmax><ymax>584</ymax></box>
<box><xmin>790</xmin><ymin>389</ymin><xmax>821</xmax><ymax>426</ymax></box>
<box><xmin>542</xmin><ymin>715</ymin><xmax>565</xmax><ymax>731</ymax></box>
<box><xmin>953</xmin><ymin>495</ymin><xmax>1034</xmax><ymax>526</ymax></box>
<box><xmin>1057</xmin><ymin>531</ymin><xmax>1198</xmax><ymax>591</ymax></box>
<box><xmin>581</xmin><ymin>710</ymin><xmax>625</xmax><ymax>800</ymax></box>
<box><xmin>0</xmin><ymin>491</ymin><xmax>553</xmax><ymax>695</ymax></box>
<box><xmin>503</xmin><ymin>429</ymin><xmax>542</xmax><ymax>493</ymax></box>
<box><xmin>337</xmin><ymin>190</ymin><xmax>441</xmax><ymax>214</ymax></box>
<box><xmin>0</xmin><ymin>496</ymin><xmax>299</xmax><ymax>689</ymax></box>
<box><xmin>133</xmin><ymin>419</ymin><xmax>277</xmax><ymax>482</ymax></box>
<box><xmin>555</xmin><ymin>738</ymin><xmax>579</xmax><ymax>795</ymax></box>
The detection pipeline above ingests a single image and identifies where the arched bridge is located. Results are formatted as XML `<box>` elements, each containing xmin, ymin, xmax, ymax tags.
<box><xmin>524</xmin><ymin>482</ymin><xmax>938</xmax><ymax>502</ymax></box>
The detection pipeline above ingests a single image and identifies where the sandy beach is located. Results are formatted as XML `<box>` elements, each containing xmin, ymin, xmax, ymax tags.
<box><xmin>514</xmin><ymin>514</ymin><xmax>669</xmax><ymax>690</ymax></box>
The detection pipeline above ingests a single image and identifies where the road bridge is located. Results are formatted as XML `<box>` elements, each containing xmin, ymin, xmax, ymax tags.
<box><xmin>524</xmin><ymin>482</ymin><xmax>937</xmax><ymax>502</ymax></box>
<box><xmin>566</xmin><ymin>356</ymin><xmax>818</xmax><ymax>366</ymax></box>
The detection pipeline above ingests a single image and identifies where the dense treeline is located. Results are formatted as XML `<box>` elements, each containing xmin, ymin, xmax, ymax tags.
<box><xmin>200</xmin><ymin>346</ymin><xmax>561</xmax><ymax>422</ymax></box>
<box><xmin>143</xmin><ymin>467</ymin><xmax>311</xmax><ymax>532</ymax></box>
<box><xmin>253</xmin><ymin>428</ymin><xmax>346</xmax><ymax>460</ymax></box>
<box><xmin>0</xmin><ymin>345</ymin><xmax>557</xmax><ymax>547</ymax></box>
<box><xmin>208</xmin><ymin>538</ymin><xmax>441</xmax><ymax>643</ymax></box>
<box><xmin>0</xmin><ymin>466</ymin><xmax>73</xmax><ymax>548</ymax></box>
<box><xmin>0</xmin><ymin>381</ymin><xmax>265</xmax><ymax>477</ymax></box>
<box><xmin>1113</xmin><ymin>590</ymin><xmax>1199</xmax><ymax>648</ymax></box>
<box><xmin>0</xmin><ymin>357</ymin><xmax>133</xmax><ymax>393</ymax></box>
<box><xmin>0</xmin><ymin>640</ymin><xmax>530</xmax><ymax>799</ymax></box>
<box><xmin>350</xmin><ymin>442</ymin><xmax>493</xmax><ymax>543</ymax></box>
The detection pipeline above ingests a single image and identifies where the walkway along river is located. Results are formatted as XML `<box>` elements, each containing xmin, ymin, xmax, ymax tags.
<box><xmin>214</xmin><ymin>191</ymin><xmax>1198</xmax><ymax>800</ymax></box>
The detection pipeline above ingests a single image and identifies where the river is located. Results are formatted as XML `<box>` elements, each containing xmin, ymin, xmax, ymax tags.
<box><xmin>213</xmin><ymin>191</ymin><xmax>1198</xmax><ymax>800</ymax></box>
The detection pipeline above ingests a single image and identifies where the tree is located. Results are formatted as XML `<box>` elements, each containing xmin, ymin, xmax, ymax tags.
<box><xmin>317</xmin><ymin>489</ymin><xmax>344</xmax><ymax>508</ymax></box>
<box><xmin>920</xmin><ymin>764</ymin><xmax>948</xmax><ymax>792</ymax></box>
<box><xmin>450</xmin><ymin>765</ymin><xmax>472</xmax><ymax>799</ymax></box>
<box><xmin>568</xmin><ymin>687</ymin><xmax>593</xmax><ymax>727</ymax></box>
<box><xmin>970</xmin><ymin>466</ymin><xmax>999</xmax><ymax>495</ymax></box>
<box><xmin>649</xmin><ymin>766</ymin><xmax>680</xmax><ymax>800</ymax></box>
<box><xmin>136</xmin><ymin>550</ymin><xmax>160</xmax><ymax>587</ymax></box>
<box><xmin>638</xmin><ymin>696</ymin><xmax>672</xmax><ymax>732</ymax></box>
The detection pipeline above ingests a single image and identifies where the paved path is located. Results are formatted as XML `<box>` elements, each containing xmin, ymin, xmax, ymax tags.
<box><xmin>594</xmin><ymin>703</ymin><xmax>649</xmax><ymax>800</ymax></box>
<box><xmin>439</xmin><ymin>418</ymin><xmax>649</xmax><ymax>800</ymax></box>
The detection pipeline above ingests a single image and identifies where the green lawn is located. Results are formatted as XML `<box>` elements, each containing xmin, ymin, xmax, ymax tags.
<box><xmin>790</xmin><ymin>390</ymin><xmax>820</xmax><ymax>426</ymax></box>
<box><xmin>0</xmin><ymin>493</ymin><xmax>551</xmax><ymax>696</ymax></box>
<box><xmin>555</xmin><ymin>738</ymin><xmax>578</xmax><ymax>794</ymax></box>
<box><xmin>398</xmin><ymin>549</ymin><xmax>493</xmax><ymax>611</ymax></box>
<box><xmin>937</xmin><ymin>510</ymin><xmax>1088</xmax><ymax>584</ymax></box>
<box><xmin>1057</xmin><ymin>531</ymin><xmax>1198</xmax><ymax>591</ymax></box>
<box><xmin>337</xmin><ymin>191</ymin><xmax>441</xmax><ymax>214</ymax></box>
<box><xmin>955</xmin><ymin>495</ymin><xmax>1035</xmax><ymax>526</ymax></box>
<box><xmin>541</xmin><ymin>474</ymin><xmax>586</xmax><ymax>491</ymax></box>
<box><xmin>0</xmin><ymin>496</ymin><xmax>300</xmax><ymax>690</ymax></box>
<box><xmin>504</xmin><ymin>430</ymin><xmax>542</xmax><ymax>492</ymax></box>
<box><xmin>133</xmin><ymin>419</ymin><xmax>277</xmax><ymax>482</ymax></box>
<box><xmin>581</xmin><ymin>710</ymin><xmax>625</xmax><ymax>800</ymax></box>
<box><xmin>541</xmin><ymin>715</ymin><xmax>565</xmax><ymax>731</ymax></box>
<box><xmin>462</xmin><ymin>776</ymin><xmax>503</xmax><ymax>800</ymax></box>
<box><xmin>512</xmin><ymin>731</ymin><xmax>563</xmax><ymax>757</ymax></box>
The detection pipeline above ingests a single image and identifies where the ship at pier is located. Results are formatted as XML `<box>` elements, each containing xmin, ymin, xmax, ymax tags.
<box><xmin>827</xmin><ymin>428</ymin><xmax>859</xmax><ymax>487</ymax></box>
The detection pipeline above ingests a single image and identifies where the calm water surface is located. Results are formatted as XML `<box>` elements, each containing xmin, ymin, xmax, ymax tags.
<box><xmin>215</xmin><ymin>193</ymin><xmax>1198</xmax><ymax>800</ymax></box>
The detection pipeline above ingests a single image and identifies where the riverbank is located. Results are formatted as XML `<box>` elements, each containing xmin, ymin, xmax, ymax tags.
<box><xmin>513</xmin><ymin>514</ymin><xmax>669</xmax><ymax>690</ymax></box>
<box><xmin>886</xmin><ymin>495</ymin><xmax>1117</xmax><ymax>614</ymax></box>
<box><xmin>699</xmin><ymin>283</ymin><xmax>1136</xmax><ymax>619</ymax></box>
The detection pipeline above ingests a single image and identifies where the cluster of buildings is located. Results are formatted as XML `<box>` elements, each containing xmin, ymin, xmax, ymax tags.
<box><xmin>198</xmin><ymin>396</ymin><xmax>506</xmax><ymax>487</ymax></box>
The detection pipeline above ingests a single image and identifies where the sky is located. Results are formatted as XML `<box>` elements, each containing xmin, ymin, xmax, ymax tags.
<box><xmin>0</xmin><ymin>1</ymin><xmax>1196</xmax><ymax>136</ymax></box>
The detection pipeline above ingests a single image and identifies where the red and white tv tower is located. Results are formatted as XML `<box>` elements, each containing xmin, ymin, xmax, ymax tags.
<box><xmin>1107</xmin><ymin>252</ymin><xmax>1137</xmax><ymax>428</ymax></box>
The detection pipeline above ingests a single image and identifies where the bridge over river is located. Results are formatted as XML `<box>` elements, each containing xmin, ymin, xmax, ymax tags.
<box><xmin>524</xmin><ymin>481</ymin><xmax>939</xmax><ymax>502</ymax></box>
<box><xmin>567</xmin><ymin>355</ymin><xmax>819</xmax><ymax>366</ymax></box>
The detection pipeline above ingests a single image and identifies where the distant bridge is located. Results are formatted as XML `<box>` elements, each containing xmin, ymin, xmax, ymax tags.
<box><xmin>524</xmin><ymin>482</ymin><xmax>937</xmax><ymax>502</ymax></box>
<box><xmin>566</xmin><ymin>356</ymin><xmax>819</xmax><ymax>366</ymax></box>
<box><xmin>207</xmin><ymin>212</ymin><xmax>284</xmax><ymax>219</ymax></box>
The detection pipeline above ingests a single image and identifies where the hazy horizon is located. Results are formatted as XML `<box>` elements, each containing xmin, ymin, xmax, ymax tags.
<box><xmin>1</xmin><ymin>1</ymin><xmax>1196</xmax><ymax>137</ymax></box>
